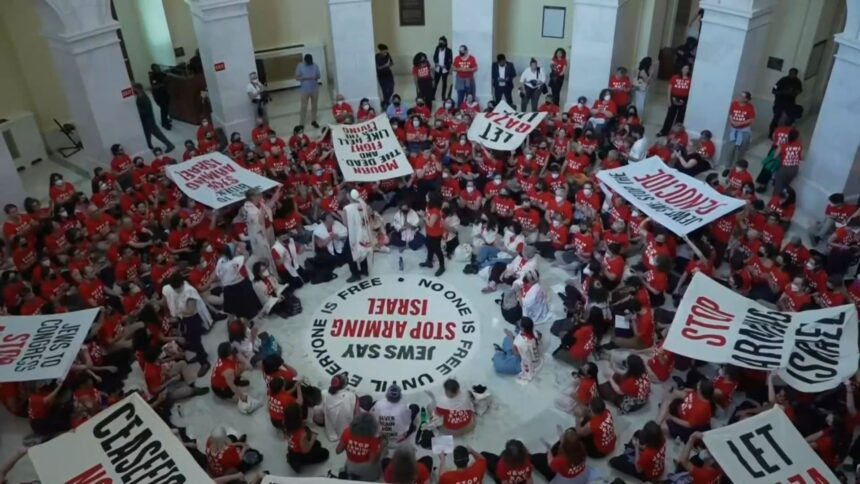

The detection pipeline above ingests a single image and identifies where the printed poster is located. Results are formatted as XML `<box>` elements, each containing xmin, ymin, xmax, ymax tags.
<box><xmin>165</xmin><ymin>152</ymin><xmax>280</xmax><ymax>209</ymax></box>
<box><xmin>0</xmin><ymin>308</ymin><xmax>101</xmax><ymax>383</ymax></box>
<box><xmin>330</xmin><ymin>115</ymin><xmax>414</xmax><ymax>182</ymax></box>
<box><xmin>468</xmin><ymin>100</ymin><xmax>546</xmax><ymax>151</ymax></box>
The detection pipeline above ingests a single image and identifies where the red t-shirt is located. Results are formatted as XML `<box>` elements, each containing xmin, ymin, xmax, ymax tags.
<box><xmin>439</xmin><ymin>457</ymin><xmax>486</xmax><ymax>484</ymax></box>
<box><xmin>435</xmin><ymin>406</ymin><xmax>475</xmax><ymax>431</ymax></box>
<box><xmin>495</xmin><ymin>456</ymin><xmax>532</xmax><ymax>484</ymax></box>
<box><xmin>383</xmin><ymin>461</ymin><xmax>431</xmax><ymax>484</ymax></box>
<box><xmin>678</xmin><ymin>390</ymin><xmax>712</xmax><ymax>428</ymax></box>
<box><xmin>453</xmin><ymin>55</ymin><xmax>477</xmax><ymax>79</ymax></box>
<box><xmin>670</xmin><ymin>75</ymin><xmax>691</xmax><ymax>98</ymax></box>
<box><xmin>211</xmin><ymin>357</ymin><xmax>237</xmax><ymax>391</ymax></box>
<box><xmin>619</xmin><ymin>374</ymin><xmax>651</xmax><ymax>400</ymax></box>
<box><xmin>426</xmin><ymin>208</ymin><xmax>444</xmax><ymax>237</ymax></box>
<box><xmin>207</xmin><ymin>441</ymin><xmax>242</xmax><ymax>477</ymax></box>
<box><xmin>569</xmin><ymin>325</ymin><xmax>595</xmax><ymax>361</ymax></box>
<box><xmin>609</xmin><ymin>75</ymin><xmax>632</xmax><ymax>106</ymax></box>
<box><xmin>339</xmin><ymin>427</ymin><xmax>382</xmax><ymax>463</ymax></box>
<box><xmin>779</xmin><ymin>140</ymin><xmax>803</xmax><ymax>167</ymax></box>
<box><xmin>729</xmin><ymin>101</ymin><xmax>756</xmax><ymax>128</ymax></box>
<box><xmin>590</xmin><ymin>410</ymin><xmax>617</xmax><ymax>455</ymax></box>
<box><xmin>637</xmin><ymin>445</ymin><xmax>666</xmax><ymax>481</ymax></box>
<box><xmin>549</xmin><ymin>454</ymin><xmax>585</xmax><ymax>479</ymax></box>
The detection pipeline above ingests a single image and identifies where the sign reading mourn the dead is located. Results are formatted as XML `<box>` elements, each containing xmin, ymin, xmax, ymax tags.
<box><xmin>664</xmin><ymin>273</ymin><xmax>859</xmax><ymax>392</ymax></box>
<box><xmin>165</xmin><ymin>152</ymin><xmax>280</xmax><ymax>209</ymax></box>
<box><xmin>307</xmin><ymin>275</ymin><xmax>480</xmax><ymax>395</ymax></box>
<box><xmin>28</xmin><ymin>393</ymin><xmax>210</xmax><ymax>483</ymax></box>
<box><xmin>331</xmin><ymin>115</ymin><xmax>414</xmax><ymax>182</ymax></box>
<box><xmin>0</xmin><ymin>308</ymin><xmax>100</xmax><ymax>383</ymax></box>
<box><xmin>468</xmin><ymin>100</ymin><xmax>546</xmax><ymax>151</ymax></box>
<box><xmin>596</xmin><ymin>157</ymin><xmax>746</xmax><ymax>235</ymax></box>
<box><xmin>703</xmin><ymin>407</ymin><xmax>837</xmax><ymax>483</ymax></box>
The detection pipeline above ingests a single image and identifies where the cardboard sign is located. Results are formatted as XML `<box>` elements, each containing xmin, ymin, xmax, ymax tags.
<box><xmin>0</xmin><ymin>308</ymin><xmax>100</xmax><ymax>383</ymax></box>
<box><xmin>330</xmin><ymin>115</ymin><xmax>414</xmax><ymax>182</ymax></box>
<box><xmin>468</xmin><ymin>100</ymin><xmax>546</xmax><ymax>151</ymax></box>
<box><xmin>165</xmin><ymin>152</ymin><xmax>280</xmax><ymax>209</ymax></box>
<box><xmin>596</xmin><ymin>157</ymin><xmax>746</xmax><ymax>235</ymax></box>
<box><xmin>703</xmin><ymin>407</ymin><xmax>838</xmax><ymax>483</ymax></box>
<box><xmin>307</xmin><ymin>275</ymin><xmax>480</xmax><ymax>394</ymax></box>
<box><xmin>664</xmin><ymin>273</ymin><xmax>859</xmax><ymax>392</ymax></box>
<box><xmin>28</xmin><ymin>393</ymin><xmax>211</xmax><ymax>483</ymax></box>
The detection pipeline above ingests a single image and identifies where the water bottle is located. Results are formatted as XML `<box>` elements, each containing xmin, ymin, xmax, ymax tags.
<box><xmin>419</xmin><ymin>407</ymin><xmax>428</xmax><ymax>427</ymax></box>
<box><xmin>398</xmin><ymin>256</ymin><xmax>404</xmax><ymax>271</ymax></box>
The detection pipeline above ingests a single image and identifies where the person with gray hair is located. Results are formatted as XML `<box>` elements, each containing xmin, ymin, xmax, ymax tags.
<box><xmin>371</xmin><ymin>384</ymin><xmax>420</xmax><ymax>443</ymax></box>
<box><xmin>336</xmin><ymin>411</ymin><xmax>384</xmax><ymax>480</ymax></box>
<box><xmin>382</xmin><ymin>444</ymin><xmax>435</xmax><ymax>484</ymax></box>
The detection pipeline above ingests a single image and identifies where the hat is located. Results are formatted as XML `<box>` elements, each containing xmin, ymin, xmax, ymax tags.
<box><xmin>453</xmin><ymin>445</ymin><xmax>470</xmax><ymax>466</ymax></box>
<box><xmin>523</xmin><ymin>246</ymin><xmax>537</xmax><ymax>259</ymax></box>
<box><xmin>329</xmin><ymin>374</ymin><xmax>347</xmax><ymax>392</ymax></box>
<box><xmin>350</xmin><ymin>189</ymin><xmax>361</xmax><ymax>201</ymax></box>
<box><xmin>386</xmin><ymin>384</ymin><xmax>402</xmax><ymax>402</ymax></box>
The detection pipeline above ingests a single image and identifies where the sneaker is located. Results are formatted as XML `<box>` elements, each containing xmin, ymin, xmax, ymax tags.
<box><xmin>192</xmin><ymin>386</ymin><xmax>211</xmax><ymax>397</ymax></box>
<box><xmin>434</xmin><ymin>267</ymin><xmax>445</xmax><ymax>277</ymax></box>
<box><xmin>493</xmin><ymin>344</ymin><xmax>503</xmax><ymax>352</ymax></box>
<box><xmin>481</xmin><ymin>284</ymin><xmax>496</xmax><ymax>294</ymax></box>
<box><xmin>236</xmin><ymin>379</ymin><xmax>251</xmax><ymax>387</ymax></box>
<box><xmin>602</xmin><ymin>341</ymin><xmax>619</xmax><ymax>351</ymax></box>
<box><xmin>419</xmin><ymin>262</ymin><xmax>432</xmax><ymax>268</ymax></box>
<box><xmin>196</xmin><ymin>362</ymin><xmax>211</xmax><ymax>377</ymax></box>
<box><xmin>311</xmin><ymin>121</ymin><xmax>320</xmax><ymax>129</ymax></box>
<box><xmin>755</xmin><ymin>184</ymin><xmax>767</xmax><ymax>194</ymax></box>
<box><xmin>346</xmin><ymin>274</ymin><xmax>361</xmax><ymax>283</ymax></box>
<box><xmin>165</xmin><ymin>144</ymin><xmax>176</xmax><ymax>153</ymax></box>
<box><xmin>721</xmin><ymin>169</ymin><xmax>730</xmax><ymax>178</ymax></box>
<box><xmin>672</xmin><ymin>376</ymin><xmax>686</xmax><ymax>389</ymax></box>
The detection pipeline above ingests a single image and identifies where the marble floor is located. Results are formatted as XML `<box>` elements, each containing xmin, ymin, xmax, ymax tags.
<box><xmin>0</xmin><ymin>76</ymin><xmax>821</xmax><ymax>483</ymax></box>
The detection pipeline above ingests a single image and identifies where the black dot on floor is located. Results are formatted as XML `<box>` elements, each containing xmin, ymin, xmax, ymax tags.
<box><xmin>398</xmin><ymin>277</ymin><xmax>404</xmax><ymax>282</ymax></box>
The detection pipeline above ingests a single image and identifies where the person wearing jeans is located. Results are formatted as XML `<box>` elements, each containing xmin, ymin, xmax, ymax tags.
<box><xmin>519</xmin><ymin>58</ymin><xmax>546</xmax><ymax>112</ymax></box>
<box><xmin>659</xmin><ymin>64</ymin><xmax>691</xmax><ymax>136</ymax></box>
<box><xmin>452</xmin><ymin>45</ymin><xmax>478</xmax><ymax>106</ymax></box>
<box><xmin>295</xmin><ymin>54</ymin><xmax>321</xmax><ymax>128</ymax></box>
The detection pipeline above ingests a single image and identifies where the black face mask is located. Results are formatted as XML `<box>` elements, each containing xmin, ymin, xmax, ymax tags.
<box><xmin>393</xmin><ymin>101</ymin><xmax>401</xmax><ymax>106</ymax></box>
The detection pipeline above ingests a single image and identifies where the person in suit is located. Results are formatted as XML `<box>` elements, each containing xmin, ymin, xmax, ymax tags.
<box><xmin>133</xmin><ymin>83</ymin><xmax>175</xmax><ymax>152</ymax></box>
<box><xmin>376</xmin><ymin>44</ymin><xmax>395</xmax><ymax>109</ymax></box>
<box><xmin>432</xmin><ymin>36</ymin><xmax>453</xmax><ymax>101</ymax></box>
<box><xmin>491</xmin><ymin>54</ymin><xmax>517</xmax><ymax>106</ymax></box>
<box><xmin>149</xmin><ymin>64</ymin><xmax>171</xmax><ymax>130</ymax></box>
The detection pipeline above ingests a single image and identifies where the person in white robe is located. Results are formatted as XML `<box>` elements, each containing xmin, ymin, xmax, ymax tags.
<box><xmin>390</xmin><ymin>204</ymin><xmax>424</xmax><ymax>250</ymax></box>
<box><xmin>319</xmin><ymin>373</ymin><xmax>358</xmax><ymax>442</ymax></box>
<box><xmin>239</xmin><ymin>187</ymin><xmax>281</xmax><ymax>274</ymax></box>
<box><xmin>493</xmin><ymin>317</ymin><xmax>543</xmax><ymax>383</ymax></box>
<box><xmin>341</xmin><ymin>189</ymin><xmax>374</xmax><ymax>283</ymax></box>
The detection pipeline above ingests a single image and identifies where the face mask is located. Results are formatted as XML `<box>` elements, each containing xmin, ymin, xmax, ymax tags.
<box><xmin>603</xmin><ymin>95</ymin><xmax>611</xmax><ymax>101</ymax></box>
<box><xmin>459</xmin><ymin>50</ymin><xmax>466</xmax><ymax>55</ymax></box>
<box><xmin>525</xmin><ymin>154</ymin><xmax>533</xmax><ymax>160</ymax></box>
<box><xmin>262</xmin><ymin>270</ymin><xmax>270</xmax><ymax>278</ymax></box>
<box><xmin>555</xmin><ymin>195</ymin><xmax>563</xmax><ymax>203</ymax></box>
<box><xmin>362</xmin><ymin>103</ymin><xmax>369</xmax><ymax>109</ymax></box>
<box><xmin>445</xmin><ymin>102</ymin><xmax>453</xmax><ymax>109</ymax></box>
<box><xmin>790</xmin><ymin>283</ymin><xmax>801</xmax><ymax>292</ymax></box>
<box><xmin>493</xmin><ymin>177</ymin><xmax>502</xmax><ymax>183</ymax></box>
<box><xmin>584</xmin><ymin>189</ymin><xmax>593</xmax><ymax>196</ymax></box>
<box><xmin>200</xmin><ymin>261</ymin><xmax>208</xmax><ymax>269</ymax></box>
<box><xmin>442</xmin><ymin>173</ymin><xmax>450</xmax><ymax>179</ymax></box>
<box><xmin>466</xmin><ymin>186</ymin><xmax>475</xmax><ymax>193</ymax></box>
<box><xmin>551</xmin><ymin>173</ymin><xmax>559</xmax><ymax>179</ymax></box>
<box><xmin>459</xmin><ymin>139</ymin><xmax>466</xmax><ymax>145</ymax></box>
<box><xmin>806</xmin><ymin>262</ymin><xmax>815</xmax><ymax>271</ymax></box>
<box><xmin>315</xmin><ymin>170</ymin><xmax>324</xmax><ymax>176</ymax></box>
<box><xmin>552</xmin><ymin>220</ymin><xmax>561</xmax><ymax>228</ymax></box>
<box><xmin>632</xmin><ymin>210</ymin><xmax>641</xmax><ymax>217</ymax></box>
<box><xmin>412</xmin><ymin>120</ymin><xmax>420</xmax><ymax>127</ymax></box>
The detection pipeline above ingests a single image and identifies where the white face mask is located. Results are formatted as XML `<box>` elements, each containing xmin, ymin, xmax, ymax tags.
<box><xmin>632</xmin><ymin>210</ymin><xmax>641</xmax><ymax>217</ymax></box>
<box><xmin>805</xmin><ymin>262</ymin><xmax>815</xmax><ymax>271</ymax></box>
<box><xmin>442</xmin><ymin>173</ymin><xmax>450</xmax><ymax>179</ymax></box>
<box><xmin>584</xmin><ymin>189</ymin><xmax>593</xmax><ymax>196</ymax></box>
<box><xmin>262</xmin><ymin>270</ymin><xmax>270</xmax><ymax>278</ymax></box>
<box><xmin>493</xmin><ymin>177</ymin><xmax>502</xmax><ymax>184</ymax></box>
<box><xmin>205</xmin><ymin>245</ymin><xmax>214</xmax><ymax>253</ymax></box>
<box><xmin>552</xmin><ymin>220</ymin><xmax>561</xmax><ymax>228</ymax></box>
<box><xmin>578</xmin><ymin>102</ymin><xmax>584</xmax><ymax>107</ymax></box>
<box><xmin>459</xmin><ymin>139</ymin><xmax>466</xmax><ymax>145</ymax></box>
<box><xmin>413</xmin><ymin>121</ymin><xmax>420</xmax><ymax>127</ymax></box>
<box><xmin>54</xmin><ymin>180</ymin><xmax>64</xmax><ymax>186</ymax></box>
<box><xmin>555</xmin><ymin>195</ymin><xmax>563</xmax><ymax>203</ymax></box>
<box><xmin>201</xmin><ymin>261</ymin><xmax>208</xmax><ymax>269</ymax></box>
<box><xmin>603</xmin><ymin>95</ymin><xmax>611</xmax><ymax>101</ymax></box>
<box><xmin>315</xmin><ymin>170</ymin><xmax>324</xmax><ymax>176</ymax></box>
<box><xmin>445</xmin><ymin>102</ymin><xmax>453</xmax><ymax>109</ymax></box>
<box><xmin>790</xmin><ymin>283</ymin><xmax>801</xmax><ymax>292</ymax></box>
<box><xmin>466</xmin><ymin>186</ymin><xmax>475</xmax><ymax>193</ymax></box>
<box><xmin>551</xmin><ymin>173</ymin><xmax>559</xmax><ymax>179</ymax></box>
<box><xmin>525</xmin><ymin>154</ymin><xmax>533</xmax><ymax>160</ymax></box>
<box><xmin>362</xmin><ymin>103</ymin><xmax>369</xmax><ymax>109</ymax></box>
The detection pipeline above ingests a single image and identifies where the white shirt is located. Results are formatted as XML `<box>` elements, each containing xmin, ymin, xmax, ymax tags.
<box><xmin>313</xmin><ymin>221</ymin><xmax>348</xmax><ymax>255</ymax></box>
<box><xmin>371</xmin><ymin>399</ymin><xmax>413</xmax><ymax>442</ymax></box>
<box><xmin>629</xmin><ymin>136</ymin><xmax>649</xmax><ymax>162</ymax></box>
<box><xmin>392</xmin><ymin>209</ymin><xmax>421</xmax><ymax>243</ymax></box>
<box><xmin>505</xmin><ymin>255</ymin><xmax>537</xmax><ymax>283</ymax></box>
<box><xmin>323</xmin><ymin>389</ymin><xmax>357</xmax><ymax>442</ymax></box>
<box><xmin>497</xmin><ymin>63</ymin><xmax>506</xmax><ymax>85</ymax></box>
<box><xmin>247</xmin><ymin>80</ymin><xmax>263</xmax><ymax>101</ymax></box>
<box><xmin>519</xmin><ymin>67</ymin><xmax>546</xmax><ymax>88</ymax></box>
<box><xmin>436</xmin><ymin>49</ymin><xmax>445</xmax><ymax>69</ymax></box>
<box><xmin>216</xmin><ymin>255</ymin><xmax>246</xmax><ymax>286</ymax></box>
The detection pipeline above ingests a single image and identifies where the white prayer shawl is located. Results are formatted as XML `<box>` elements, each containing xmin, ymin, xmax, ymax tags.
<box><xmin>505</xmin><ymin>256</ymin><xmax>537</xmax><ymax>284</ymax></box>
<box><xmin>272</xmin><ymin>240</ymin><xmax>300</xmax><ymax>277</ymax></box>
<box><xmin>392</xmin><ymin>209</ymin><xmax>421</xmax><ymax>243</ymax></box>
<box><xmin>344</xmin><ymin>201</ymin><xmax>373</xmax><ymax>263</ymax></box>
<box><xmin>502</xmin><ymin>231</ymin><xmax>526</xmax><ymax>255</ymax></box>
<box><xmin>513</xmin><ymin>332</ymin><xmax>543</xmax><ymax>382</ymax></box>
<box><xmin>470</xmin><ymin>223</ymin><xmax>498</xmax><ymax>248</ymax></box>
<box><xmin>323</xmin><ymin>389</ymin><xmax>357</xmax><ymax>442</ymax></box>
<box><xmin>521</xmin><ymin>282</ymin><xmax>550</xmax><ymax>324</ymax></box>
<box><xmin>252</xmin><ymin>277</ymin><xmax>286</xmax><ymax>315</ymax></box>
<box><xmin>443</xmin><ymin>215</ymin><xmax>461</xmax><ymax>243</ymax></box>
<box><xmin>161</xmin><ymin>282</ymin><xmax>213</xmax><ymax>329</ymax></box>
<box><xmin>241</xmin><ymin>200</ymin><xmax>276</xmax><ymax>273</ymax></box>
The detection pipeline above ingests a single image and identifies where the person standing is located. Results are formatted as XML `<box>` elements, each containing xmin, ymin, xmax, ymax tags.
<box><xmin>491</xmin><ymin>54</ymin><xmax>517</xmax><ymax>106</ymax></box>
<box><xmin>149</xmin><ymin>64</ymin><xmax>171</xmax><ymax>130</ymax></box>
<box><xmin>608</xmin><ymin>66</ymin><xmax>633</xmax><ymax>113</ymax></box>
<box><xmin>727</xmin><ymin>90</ymin><xmax>756</xmax><ymax>168</ymax></box>
<box><xmin>420</xmin><ymin>192</ymin><xmax>445</xmax><ymax>276</ymax></box>
<box><xmin>247</xmin><ymin>71</ymin><xmax>269</xmax><ymax>119</ymax></box>
<box><xmin>658</xmin><ymin>64</ymin><xmax>691</xmax><ymax>136</ymax></box>
<box><xmin>295</xmin><ymin>54</ymin><xmax>321</xmax><ymax>128</ymax></box>
<box><xmin>769</xmin><ymin>67</ymin><xmax>802</xmax><ymax>138</ymax></box>
<box><xmin>376</xmin><ymin>44</ymin><xmax>395</xmax><ymax>108</ymax></box>
<box><xmin>342</xmin><ymin>189</ymin><xmax>374</xmax><ymax>283</ymax></box>
<box><xmin>549</xmin><ymin>48</ymin><xmax>568</xmax><ymax>106</ymax></box>
<box><xmin>453</xmin><ymin>45</ymin><xmax>478</xmax><ymax>106</ymax></box>
<box><xmin>240</xmin><ymin>187</ymin><xmax>280</xmax><ymax>274</ymax></box>
<box><xmin>412</xmin><ymin>53</ymin><xmax>435</xmax><ymax>110</ymax></box>
<box><xmin>162</xmin><ymin>273</ymin><xmax>213</xmax><ymax>374</ymax></box>
<box><xmin>132</xmin><ymin>83</ymin><xmax>175</xmax><ymax>152</ymax></box>
<box><xmin>519</xmin><ymin>59</ymin><xmax>546</xmax><ymax>112</ymax></box>
<box><xmin>633</xmin><ymin>57</ymin><xmax>653</xmax><ymax>115</ymax></box>
<box><xmin>432</xmin><ymin>36</ymin><xmax>453</xmax><ymax>101</ymax></box>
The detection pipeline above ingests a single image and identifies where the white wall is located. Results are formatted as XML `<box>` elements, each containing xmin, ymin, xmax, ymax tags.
<box><xmin>163</xmin><ymin>0</ymin><xmax>198</xmax><ymax>61</ymax></box>
<box><xmin>114</xmin><ymin>0</ymin><xmax>153</xmax><ymax>83</ymax></box>
<box><xmin>137</xmin><ymin>0</ymin><xmax>176</xmax><ymax>66</ymax></box>
<box><xmin>494</xmin><ymin>0</ymin><xmax>572</xmax><ymax>69</ymax></box>
<box><xmin>372</xmin><ymin>0</ymin><xmax>452</xmax><ymax>74</ymax></box>
<box><xmin>613</xmin><ymin>0</ymin><xmax>643</xmax><ymax>72</ymax></box>
<box><xmin>0</xmin><ymin>19</ymin><xmax>34</xmax><ymax>118</ymax></box>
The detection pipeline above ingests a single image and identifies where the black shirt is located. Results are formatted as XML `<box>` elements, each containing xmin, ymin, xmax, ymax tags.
<box><xmin>376</xmin><ymin>52</ymin><xmax>393</xmax><ymax>79</ymax></box>
<box><xmin>772</xmin><ymin>75</ymin><xmax>803</xmax><ymax>108</ymax></box>
<box><xmin>135</xmin><ymin>94</ymin><xmax>156</xmax><ymax>124</ymax></box>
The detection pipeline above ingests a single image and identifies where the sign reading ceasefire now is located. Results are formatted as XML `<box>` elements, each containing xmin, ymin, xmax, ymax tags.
<box><xmin>307</xmin><ymin>275</ymin><xmax>480</xmax><ymax>394</ymax></box>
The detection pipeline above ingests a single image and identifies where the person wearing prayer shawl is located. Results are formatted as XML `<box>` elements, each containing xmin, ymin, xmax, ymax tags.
<box><xmin>492</xmin><ymin>317</ymin><xmax>543</xmax><ymax>383</ymax></box>
<box><xmin>342</xmin><ymin>189</ymin><xmax>374</xmax><ymax>283</ymax></box>
<box><xmin>239</xmin><ymin>187</ymin><xmax>280</xmax><ymax>274</ymax></box>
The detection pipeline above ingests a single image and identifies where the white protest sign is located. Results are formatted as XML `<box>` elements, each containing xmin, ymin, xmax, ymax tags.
<box><xmin>264</xmin><ymin>477</ymin><xmax>342</xmax><ymax>484</ymax></box>
<box><xmin>467</xmin><ymin>99</ymin><xmax>546</xmax><ymax>151</ymax></box>
<box><xmin>165</xmin><ymin>152</ymin><xmax>280</xmax><ymax>209</ymax></box>
<box><xmin>596</xmin><ymin>157</ymin><xmax>746</xmax><ymax>235</ymax></box>
<box><xmin>330</xmin><ymin>114</ymin><xmax>414</xmax><ymax>182</ymax></box>
<box><xmin>664</xmin><ymin>272</ymin><xmax>859</xmax><ymax>392</ymax></box>
<box><xmin>0</xmin><ymin>308</ymin><xmax>100</xmax><ymax>383</ymax></box>
<box><xmin>28</xmin><ymin>393</ymin><xmax>210</xmax><ymax>483</ymax></box>
<box><xmin>703</xmin><ymin>407</ymin><xmax>837</xmax><ymax>483</ymax></box>
<box><xmin>306</xmin><ymin>275</ymin><xmax>480</xmax><ymax>394</ymax></box>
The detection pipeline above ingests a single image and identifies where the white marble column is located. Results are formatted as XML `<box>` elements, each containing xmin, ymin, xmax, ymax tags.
<box><xmin>684</xmin><ymin>0</ymin><xmax>773</xmax><ymax>164</ymax></box>
<box><xmin>0</xmin><ymin>136</ymin><xmax>28</xmax><ymax>209</ymax></box>
<box><xmin>328</xmin><ymin>0</ymin><xmax>378</xmax><ymax>108</ymax></box>
<box><xmin>452</xmin><ymin>0</ymin><xmax>494</xmax><ymax>104</ymax></box>
<box><xmin>187</xmin><ymin>0</ymin><xmax>257</xmax><ymax>137</ymax></box>
<box><xmin>795</xmin><ymin>33</ymin><xmax>860</xmax><ymax>226</ymax></box>
<box><xmin>37</xmin><ymin>0</ymin><xmax>146</xmax><ymax>165</ymax></box>
<box><xmin>564</xmin><ymin>0</ymin><xmax>623</xmax><ymax>109</ymax></box>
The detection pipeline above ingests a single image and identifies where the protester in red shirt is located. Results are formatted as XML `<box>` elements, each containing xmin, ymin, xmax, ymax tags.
<box><xmin>774</xmin><ymin>128</ymin><xmax>803</xmax><ymax>193</ymax></box>
<box><xmin>330</xmin><ymin>94</ymin><xmax>353</xmax><ymax>123</ymax></box>
<box><xmin>678</xmin><ymin>432</ymin><xmax>724</xmax><ymax>484</ymax></box>
<box><xmin>576</xmin><ymin>396</ymin><xmax>617</xmax><ymax>457</ymax></box>
<box><xmin>726</xmin><ymin>90</ymin><xmax>756</xmax><ymax>170</ymax></box>
<box><xmin>452</xmin><ymin>45</ymin><xmax>478</xmax><ymax>105</ymax></box>
<box><xmin>610</xmin><ymin>420</ymin><xmax>666</xmax><ymax>482</ymax></box>
<box><xmin>532</xmin><ymin>428</ymin><xmax>587</xmax><ymax>483</ymax></box>
<box><xmin>659</xmin><ymin>63</ymin><xmax>691</xmax><ymax>136</ymax></box>
<box><xmin>480</xmin><ymin>440</ymin><xmax>533</xmax><ymax>484</ymax></box>
<box><xmin>109</xmin><ymin>143</ymin><xmax>133</xmax><ymax>175</ymax></box>
<box><xmin>660</xmin><ymin>380</ymin><xmax>716</xmax><ymax>442</ymax></box>
<box><xmin>608</xmin><ymin>67</ymin><xmax>632</xmax><ymax>110</ymax></box>
<box><xmin>336</xmin><ymin>412</ymin><xmax>384</xmax><ymax>480</ymax></box>
<box><xmin>382</xmin><ymin>446</ymin><xmax>433</xmax><ymax>484</ymax></box>
<box><xmin>439</xmin><ymin>446</ymin><xmax>486</xmax><ymax>484</ymax></box>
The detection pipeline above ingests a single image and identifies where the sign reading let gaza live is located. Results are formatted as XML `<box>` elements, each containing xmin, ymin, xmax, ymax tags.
<box><xmin>308</xmin><ymin>275</ymin><xmax>479</xmax><ymax>394</ymax></box>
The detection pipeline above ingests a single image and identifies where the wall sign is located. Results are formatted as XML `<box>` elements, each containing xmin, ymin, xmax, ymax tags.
<box><xmin>121</xmin><ymin>87</ymin><xmax>133</xmax><ymax>99</ymax></box>
<box><xmin>307</xmin><ymin>275</ymin><xmax>480</xmax><ymax>394</ymax></box>
<box><xmin>214</xmin><ymin>62</ymin><xmax>226</xmax><ymax>72</ymax></box>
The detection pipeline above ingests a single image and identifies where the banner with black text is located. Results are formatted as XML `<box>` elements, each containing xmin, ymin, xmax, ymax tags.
<box><xmin>28</xmin><ymin>393</ymin><xmax>211</xmax><ymax>483</ymax></box>
<box><xmin>0</xmin><ymin>308</ymin><xmax>101</xmax><ymax>383</ymax></box>
<box><xmin>330</xmin><ymin>115</ymin><xmax>413</xmax><ymax>182</ymax></box>
<box><xmin>165</xmin><ymin>152</ymin><xmax>280</xmax><ymax>209</ymax></box>
<box><xmin>596</xmin><ymin>157</ymin><xmax>746</xmax><ymax>235</ymax></box>
<box><xmin>663</xmin><ymin>272</ymin><xmax>859</xmax><ymax>392</ymax></box>
<box><xmin>703</xmin><ymin>407</ymin><xmax>837</xmax><ymax>483</ymax></box>
<box><xmin>467</xmin><ymin>100</ymin><xmax>546</xmax><ymax>151</ymax></box>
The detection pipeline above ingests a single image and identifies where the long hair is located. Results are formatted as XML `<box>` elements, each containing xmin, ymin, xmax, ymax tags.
<box><xmin>558</xmin><ymin>429</ymin><xmax>586</xmax><ymax>466</ymax></box>
<box><xmin>388</xmin><ymin>445</ymin><xmax>418</xmax><ymax>483</ymax></box>
<box><xmin>208</xmin><ymin>425</ymin><xmax>230</xmax><ymax>453</ymax></box>
<box><xmin>349</xmin><ymin>411</ymin><xmax>379</xmax><ymax>439</ymax></box>
<box><xmin>501</xmin><ymin>439</ymin><xmax>528</xmax><ymax>469</ymax></box>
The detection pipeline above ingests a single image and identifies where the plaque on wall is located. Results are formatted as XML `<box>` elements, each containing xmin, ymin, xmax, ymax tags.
<box><xmin>399</xmin><ymin>0</ymin><xmax>425</xmax><ymax>26</ymax></box>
